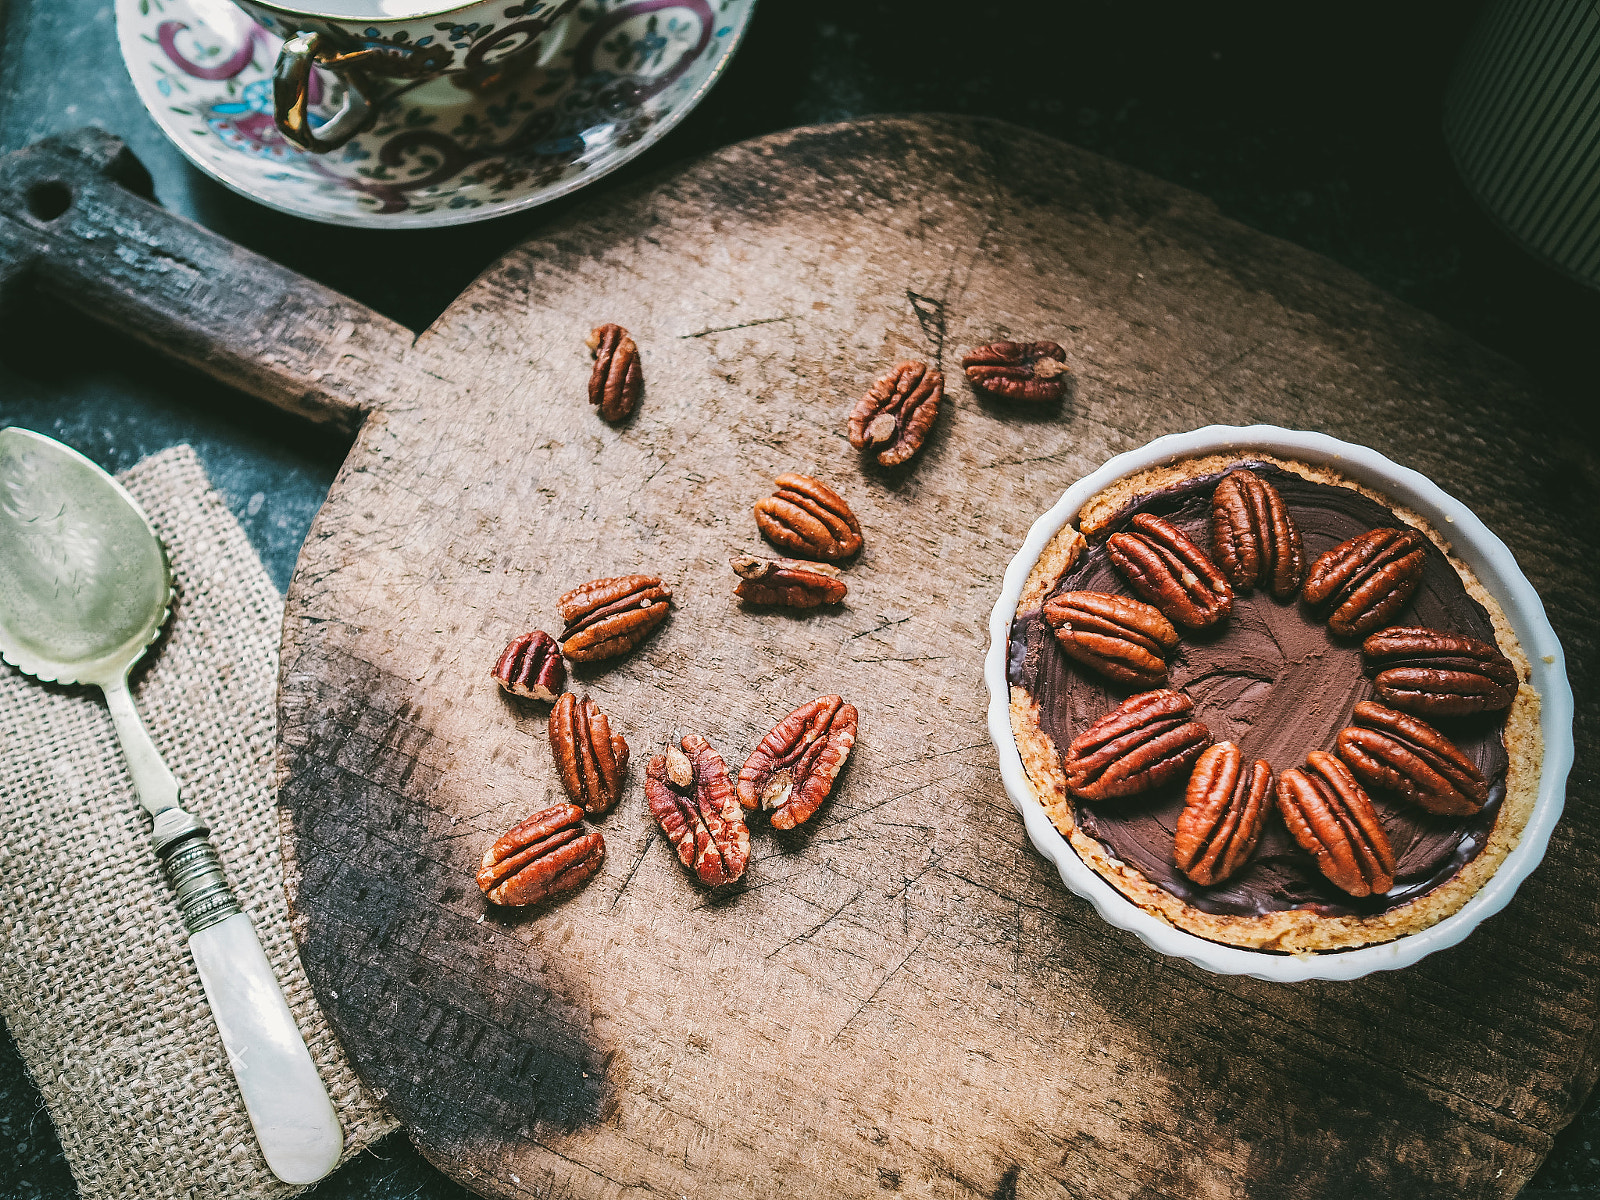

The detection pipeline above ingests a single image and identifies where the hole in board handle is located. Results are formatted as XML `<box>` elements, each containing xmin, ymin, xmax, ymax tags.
<box><xmin>26</xmin><ymin>180</ymin><xmax>72</xmax><ymax>222</ymax></box>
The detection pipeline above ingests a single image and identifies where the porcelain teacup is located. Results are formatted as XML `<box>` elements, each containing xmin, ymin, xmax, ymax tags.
<box><xmin>229</xmin><ymin>0</ymin><xmax>581</xmax><ymax>151</ymax></box>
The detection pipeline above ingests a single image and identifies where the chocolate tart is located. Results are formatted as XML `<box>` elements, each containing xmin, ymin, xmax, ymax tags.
<box><xmin>1006</xmin><ymin>452</ymin><xmax>1542</xmax><ymax>953</ymax></box>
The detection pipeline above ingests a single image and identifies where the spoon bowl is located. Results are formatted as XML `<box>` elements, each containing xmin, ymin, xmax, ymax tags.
<box><xmin>0</xmin><ymin>428</ymin><xmax>172</xmax><ymax>687</ymax></box>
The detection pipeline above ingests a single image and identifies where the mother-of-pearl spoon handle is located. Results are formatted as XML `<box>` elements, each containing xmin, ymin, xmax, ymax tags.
<box><xmin>189</xmin><ymin>912</ymin><xmax>343</xmax><ymax>1184</ymax></box>
<box><xmin>109</xmin><ymin>676</ymin><xmax>342</xmax><ymax>1184</ymax></box>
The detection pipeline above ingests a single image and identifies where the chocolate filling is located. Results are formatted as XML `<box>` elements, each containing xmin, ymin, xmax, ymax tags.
<box><xmin>1008</xmin><ymin>463</ymin><xmax>1509</xmax><ymax>919</ymax></box>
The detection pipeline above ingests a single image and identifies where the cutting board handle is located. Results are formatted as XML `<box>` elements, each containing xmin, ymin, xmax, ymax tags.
<box><xmin>0</xmin><ymin>128</ymin><xmax>414</xmax><ymax>435</ymax></box>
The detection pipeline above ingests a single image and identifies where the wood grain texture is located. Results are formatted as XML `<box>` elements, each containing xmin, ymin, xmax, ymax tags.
<box><xmin>5</xmin><ymin>119</ymin><xmax>1593</xmax><ymax>1199</ymax></box>
<box><xmin>274</xmin><ymin>117</ymin><xmax>1597</xmax><ymax>1200</ymax></box>
<box><xmin>0</xmin><ymin>129</ymin><xmax>414</xmax><ymax>435</ymax></box>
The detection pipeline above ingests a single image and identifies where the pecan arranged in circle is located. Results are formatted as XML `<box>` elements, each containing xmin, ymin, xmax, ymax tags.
<box><xmin>1336</xmin><ymin>700</ymin><xmax>1488</xmax><ymax>816</ymax></box>
<box><xmin>1276</xmin><ymin>751</ymin><xmax>1395</xmax><ymax>897</ymax></box>
<box><xmin>549</xmin><ymin>693</ymin><xmax>629</xmax><ymax>815</ymax></box>
<box><xmin>1107</xmin><ymin>512</ymin><xmax>1234</xmax><ymax>630</ymax></box>
<box><xmin>1361</xmin><ymin>625</ymin><xmax>1518</xmax><ymax>716</ymax></box>
<box><xmin>1174</xmin><ymin>742</ymin><xmax>1273</xmax><ymax>887</ymax></box>
<box><xmin>476</xmin><ymin>802</ymin><xmax>605</xmax><ymax>907</ymax></box>
<box><xmin>1302</xmin><ymin>527</ymin><xmax>1427</xmax><ymax>638</ymax></box>
<box><xmin>1210</xmin><ymin>469</ymin><xmax>1305</xmax><ymax>598</ymax></box>
<box><xmin>737</xmin><ymin>695</ymin><xmax>858</xmax><ymax>830</ymax></box>
<box><xmin>959</xmin><ymin>340</ymin><xmax>1070</xmax><ymax>402</ymax></box>
<box><xmin>585</xmin><ymin>323</ymin><xmax>642</xmax><ymax>422</ymax></box>
<box><xmin>731</xmin><ymin>555</ymin><xmax>847</xmax><ymax>608</ymax></box>
<box><xmin>558</xmin><ymin>574</ymin><xmax>671</xmax><ymax>662</ymax></box>
<box><xmin>753</xmin><ymin>473</ymin><xmax>863</xmax><ymax>561</ymax></box>
<box><xmin>1042</xmin><ymin>590</ymin><xmax>1178</xmax><ymax>688</ymax></box>
<box><xmin>645</xmin><ymin>734</ymin><xmax>750</xmax><ymax>887</ymax></box>
<box><xmin>1063</xmin><ymin>688</ymin><xmax>1212</xmax><ymax>801</ymax></box>
<box><xmin>848</xmin><ymin>361</ymin><xmax>942</xmax><ymax>466</ymax></box>
<box><xmin>491</xmin><ymin>629</ymin><xmax>565</xmax><ymax>701</ymax></box>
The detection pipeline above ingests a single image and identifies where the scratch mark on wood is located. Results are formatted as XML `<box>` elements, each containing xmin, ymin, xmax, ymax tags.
<box><xmin>608</xmin><ymin>831</ymin><xmax>657</xmax><ymax>911</ymax></box>
<box><xmin>681</xmin><ymin>315</ymin><xmax>795</xmax><ymax>338</ymax></box>
<box><xmin>830</xmin><ymin>930</ymin><xmax>935</xmax><ymax>1044</ymax></box>
<box><xmin>766</xmin><ymin>889</ymin><xmax>863</xmax><ymax>958</ymax></box>
<box><xmin>845</xmin><ymin>615</ymin><xmax>911</xmax><ymax>642</ymax></box>
<box><xmin>906</xmin><ymin>290</ymin><xmax>947</xmax><ymax>364</ymax></box>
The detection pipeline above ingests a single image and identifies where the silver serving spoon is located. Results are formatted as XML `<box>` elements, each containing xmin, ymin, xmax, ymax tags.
<box><xmin>0</xmin><ymin>427</ymin><xmax>341</xmax><ymax>1185</ymax></box>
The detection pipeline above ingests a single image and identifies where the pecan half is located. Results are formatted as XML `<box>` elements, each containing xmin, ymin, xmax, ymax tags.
<box><xmin>1174</xmin><ymin>743</ymin><xmax>1273</xmax><ymax>886</ymax></box>
<box><xmin>549</xmin><ymin>693</ymin><xmax>629</xmax><ymax>815</ymax></box>
<box><xmin>731</xmin><ymin>555</ymin><xmax>847</xmax><ymax>608</ymax></box>
<box><xmin>1275</xmin><ymin>751</ymin><xmax>1395</xmax><ymax>897</ymax></box>
<box><xmin>1042</xmin><ymin>590</ymin><xmax>1178</xmax><ymax>688</ymax></box>
<box><xmin>1063</xmin><ymin>688</ymin><xmax>1213</xmax><ymax>801</ymax></box>
<box><xmin>645</xmin><ymin>734</ymin><xmax>750</xmax><ymax>887</ymax></box>
<box><xmin>558</xmin><ymin>575</ymin><xmax>672</xmax><ymax>662</ymax></box>
<box><xmin>476</xmin><ymin>802</ymin><xmax>604</xmax><ymax>907</ymax></box>
<box><xmin>848</xmin><ymin>361</ymin><xmax>942</xmax><ymax>466</ymax></box>
<box><xmin>1210</xmin><ymin>469</ymin><xmax>1305</xmax><ymax>598</ymax></box>
<box><xmin>737</xmin><ymin>695</ymin><xmax>858</xmax><ymax>829</ymax></box>
<box><xmin>1361</xmin><ymin>625</ymin><xmax>1518</xmax><ymax>716</ymax></box>
<box><xmin>753</xmin><ymin>473</ymin><xmax>863</xmax><ymax>561</ymax></box>
<box><xmin>585</xmin><ymin>323</ymin><xmax>642</xmax><ymax>422</ymax></box>
<box><xmin>491</xmin><ymin>630</ymin><xmax>565</xmax><ymax>701</ymax></box>
<box><xmin>1107</xmin><ymin>512</ymin><xmax>1234</xmax><ymax>629</ymax></box>
<box><xmin>1336</xmin><ymin>700</ymin><xmax>1488</xmax><ymax>816</ymax></box>
<box><xmin>1302</xmin><ymin>527</ymin><xmax>1427</xmax><ymax>638</ymax></box>
<box><xmin>959</xmin><ymin>340</ymin><xmax>1071</xmax><ymax>402</ymax></box>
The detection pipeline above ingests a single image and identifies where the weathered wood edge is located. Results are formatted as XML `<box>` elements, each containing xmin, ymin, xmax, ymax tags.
<box><xmin>0</xmin><ymin>127</ymin><xmax>416</xmax><ymax>435</ymax></box>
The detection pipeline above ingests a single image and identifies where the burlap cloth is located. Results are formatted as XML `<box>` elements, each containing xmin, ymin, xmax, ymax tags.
<box><xmin>0</xmin><ymin>445</ymin><xmax>398</xmax><ymax>1198</ymax></box>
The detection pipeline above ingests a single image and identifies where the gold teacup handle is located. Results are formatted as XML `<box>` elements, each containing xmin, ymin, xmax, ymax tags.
<box><xmin>273</xmin><ymin>31</ymin><xmax>380</xmax><ymax>154</ymax></box>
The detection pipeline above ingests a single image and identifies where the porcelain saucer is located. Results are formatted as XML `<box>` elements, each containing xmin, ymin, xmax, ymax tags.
<box><xmin>116</xmin><ymin>0</ymin><xmax>755</xmax><ymax>227</ymax></box>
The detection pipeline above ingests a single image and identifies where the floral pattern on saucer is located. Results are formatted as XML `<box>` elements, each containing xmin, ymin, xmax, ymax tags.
<box><xmin>116</xmin><ymin>0</ymin><xmax>755</xmax><ymax>227</ymax></box>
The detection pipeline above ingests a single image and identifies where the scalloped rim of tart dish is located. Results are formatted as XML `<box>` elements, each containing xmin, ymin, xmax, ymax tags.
<box><xmin>1007</xmin><ymin>451</ymin><xmax>1542</xmax><ymax>954</ymax></box>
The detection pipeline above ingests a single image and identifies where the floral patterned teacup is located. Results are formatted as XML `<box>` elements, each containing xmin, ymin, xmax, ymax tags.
<box><xmin>231</xmin><ymin>0</ymin><xmax>581</xmax><ymax>151</ymax></box>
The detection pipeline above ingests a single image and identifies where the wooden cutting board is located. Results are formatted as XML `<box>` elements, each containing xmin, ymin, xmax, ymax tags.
<box><xmin>2</xmin><ymin>118</ymin><xmax>1595</xmax><ymax>1200</ymax></box>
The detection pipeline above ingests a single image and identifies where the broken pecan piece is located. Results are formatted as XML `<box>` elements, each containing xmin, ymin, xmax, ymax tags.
<box><xmin>737</xmin><ymin>695</ymin><xmax>858</xmax><ymax>829</ymax></box>
<box><xmin>959</xmin><ymin>340</ymin><xmax>1071</xmax><ymax>402</ymax></box>
<box><xmin>1361</xmin><ymin>625</ymin><xmax>1518</xmax><ymax>716</ymax></box>
<box><xmin>1042</xmin><ymin>590</ymin><xmax>1179</xmax><ymax>688</ymax></box>
<box><xmin>558</xmin><ymin>575</ymin><xmax>672</xmax><ymax>662</ymax></box>
<box><xmin>1174</xmin><ymin>743</ymin><xmax>1273</xmax><ymax>886</ymax></box>
<box><xmin>476</xmin><ymin>802</ymin><xmax>604</xmax><ymax>907</ymax></box>
<box><xmin>491</xmin><ymin>630</ymin><xmax>565</xmax><ymax>701</ymax></box>
<box><xmin>1210</xmin><ymin>469</ymin><xmax>1305</xmax><ymax>598</ymax></box>
<box><xmin>1336</xmin><ymin>700</ymin><xmax>1488</xmax><ymax>816</ymax></box>
<box><xmin>549</xmin><ymin>693</ymin><xmax>629</xmax><ymax>815</ymax></box>
<box><xmin>1107</xmin><ymin>512</ymin><xmax>1234</xmax><ymax>629</ymax></box>
<box><xmin>585</xmin><ymin>323</ymin><xmax>642</xmax><ymax>422</ymax></box>
<box><xmin>1063</xmin><ymin>688</ymin><xmax>1213</xmax><ymax>801</ymax></box>
<box><xmin>1276</xmin><ymin>751</ymin><xmax>1395</xmax><ymax>897</ymax></box>
<box><xmin>645</xmin><ymin>734</ymin><xmax>750</xmax><ymax>887</ymax></box>
<box><xmin>1302</xmin><ymin>527</ymin><xmax>1427</xmax><ymax>638</ymax></box>
<box><xmin>753</xmin><ymin>473</ymin><xmax>863</xmax><ymax>561</ymax></box>
<box><xmin>731</xmin><ymin>555</ymin><xmax>847</xmax><ymax>608</ymax></box>
<box><xmin>848</xmin><ymin>361</ymin><xmax>942</xmax><ymax>466</ymax></box>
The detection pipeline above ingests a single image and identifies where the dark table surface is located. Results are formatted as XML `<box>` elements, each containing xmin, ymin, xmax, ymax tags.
<box><xmin>2</xmin><ymin>2</ymin><xmax>1597</xmax><ymax>1197</ymax></box>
